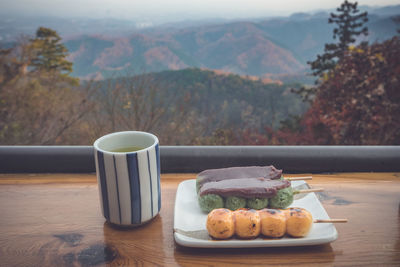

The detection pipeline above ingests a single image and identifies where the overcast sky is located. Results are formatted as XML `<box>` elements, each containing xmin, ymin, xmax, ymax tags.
<box><xmin>1</xmin><ymin>0</ymin><xmax>400</xmax><ymax>21</ymax></box>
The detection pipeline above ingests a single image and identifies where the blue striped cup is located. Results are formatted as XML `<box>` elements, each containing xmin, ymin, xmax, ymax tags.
<box><xmin>93</xmin><ymin>131</ymin><xmax>161</xmax><ymax>226</ymax></box>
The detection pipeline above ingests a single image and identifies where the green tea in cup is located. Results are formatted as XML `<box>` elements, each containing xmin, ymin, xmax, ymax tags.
<box><xmin>110</xmin><ymin>146</ymin><xmax>144</xmax><ymax>153</ymax></box>
<box><xmin>93</xmin><ymin>131</ymin><xmax>161</xmax><ymax>226</ymax></box>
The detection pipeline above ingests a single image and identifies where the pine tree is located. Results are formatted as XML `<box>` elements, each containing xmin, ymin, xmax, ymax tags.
<box><xmin>309</xmin><ymin>0</ymin><xmax>368</xmax><ymax>77</ymax></box>
<box><xmin>30</xmin><ymin>27</ymin><xmax>73</xmax><ymax>74</ymax></box>
<box><xmin>293</xmin><ymin>1</ymin><xmax>369</xmax><ymax>102</ymax></box>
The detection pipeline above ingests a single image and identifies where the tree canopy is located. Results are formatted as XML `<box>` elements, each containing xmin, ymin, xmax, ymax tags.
<box><xmin>309</xmin><ymin>0</ymin><xmax>368</xmax><ymax>78</ymax></box>
<box><xmin>30</xmin><ymin>27</ymin><xmax>74</xmax><ymax>74</ymax></box>
<box><xmin>305</xmin><ymin>36</ymin><xmax>400</xmax><ymax>144</ymax></box>
<box><xmin>0</xmin><ymin>27</ymin><xmax>86</xmax><ymax>144</ymax></box>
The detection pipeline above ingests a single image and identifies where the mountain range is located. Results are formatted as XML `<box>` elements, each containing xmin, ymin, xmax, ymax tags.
<box><xmin>1</xmin><ymin>5</ymin><xmax>399</xmax><ymax>80</ymax></box>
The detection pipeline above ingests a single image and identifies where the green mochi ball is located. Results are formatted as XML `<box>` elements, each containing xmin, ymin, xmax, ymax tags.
<box><xmin>198</xmin><ymin>194</ymin><xmax>224</xmax><ymax>213</ymax></box>
<box><xmin>269</xmin><ymin>187</ymin><xmax>294</xmax><ymax>209</ymax></box>
<box><xmin>247</xmin><ymin>197</ymin><xmax>269</xmax><ymax>210</ymax></box>
<box><xmin>225</xmin><ymin>196</ymin><xmax>247</xmax><ymax>211</ymax></box>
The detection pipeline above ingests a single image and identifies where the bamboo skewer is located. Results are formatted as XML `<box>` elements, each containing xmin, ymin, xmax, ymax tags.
<box><xmin>286</xmin><ymin>176</ymin><xmax>313</xmax><ymax>181</ymax></box>
<box><xmin>295</xmin><ymin>188</ymin><xmax>324</xmax><ymax>194</ymax></box>
<box><xmin>314</xmin><ymin>219</ymin><xmax>348</xmax><ymax>223</ymax></box>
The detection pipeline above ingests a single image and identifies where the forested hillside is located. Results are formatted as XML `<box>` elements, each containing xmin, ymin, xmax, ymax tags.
<box><xmin>0</xmin><ymin>30</ymin><xmax>307</xmax><ymax>146</ymax></box>
<box><xmin>93</xmin><ymin>68</ymin><xmax>308</xmax><ymax>139</ymax></box>
<box><xmin>1</xmin><ymin>2</ymin><xmax>399</xmax><ymax>146</ymax></box>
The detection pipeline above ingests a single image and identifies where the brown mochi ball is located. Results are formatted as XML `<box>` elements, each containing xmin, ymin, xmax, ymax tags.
<box><xmin>234</xmin><ymin>208</ymin><xmax>261</xmax><ymax>239</ymax></box>
<box><xmin>206</xmin><ymin>208</ymin><xmax>235</xmax><ymax>239</ymax></box>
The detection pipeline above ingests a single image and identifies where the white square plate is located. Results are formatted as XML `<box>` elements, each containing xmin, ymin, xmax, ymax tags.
<box><xmin>173</xmin><ymin>179</ymin><xmax>338</xmax><ymax>248</ymax></box>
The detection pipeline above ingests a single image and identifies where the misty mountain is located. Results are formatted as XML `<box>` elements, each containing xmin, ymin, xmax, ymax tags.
<box><xmin>63</xmin><ymin>20</ymin><xmax>307</xmax><ymax>79</ymax></box>
<box><xmin>0</xmin><ymin>16</ymin><xmax>141</xmax><ymax>41</ymax></box>
<box><xmin>358</xmin><ymin>4</ymin><xmax>400</xmax><ymax>16</ymax></box>
<box><xmin>256</xmin><ymin>12</ymin><xmax>399</xmax><ymax>64</ymax></box>
<box><xmin>1</xmin><ymin>6</ymin><xmax>399</xmax><ymax>80</ymax></box>
<box><xmin>63</xmin><ymin>9</ymin><xmax>398</xmax><ymax>80</ymax></box>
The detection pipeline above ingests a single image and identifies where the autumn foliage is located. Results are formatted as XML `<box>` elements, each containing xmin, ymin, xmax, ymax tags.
<box><xmin>199</xmin><ymin>32</ymin><xmax>400</xmax><ymax>146</ymax></box>
<box><xmin>1</xmin><ymin>20</ymin><xmax>399</xmax><ymax>145</ymax></box>
<box><xmin>303</xmin><ymin>37</ymin><xmax>400</xmax><ymax>144</ymax></box>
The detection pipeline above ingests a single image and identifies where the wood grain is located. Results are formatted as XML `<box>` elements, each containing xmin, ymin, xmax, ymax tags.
<box><xmin>0</xmin><ymin>173</ymin><xmax>399</xmax><ymax>266</ymax></box>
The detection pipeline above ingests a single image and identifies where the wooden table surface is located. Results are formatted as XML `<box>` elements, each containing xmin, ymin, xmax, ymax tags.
<box><xmin>0</xmin><ymin>172</ymin><xmax>399</xmax><ymax>266</ymax></box>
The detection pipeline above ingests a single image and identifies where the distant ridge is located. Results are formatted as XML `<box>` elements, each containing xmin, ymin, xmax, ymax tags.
<box><xmin>1</xmin><ymin>5</ymin><xmax>398</xmax><ymax>79</ymax></box>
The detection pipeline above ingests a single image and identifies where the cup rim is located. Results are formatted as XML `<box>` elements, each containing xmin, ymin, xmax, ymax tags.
<box><xmin>93</xmin><ymin>131</ymin><xmax>159</xmax><ymax>154</ymax></box>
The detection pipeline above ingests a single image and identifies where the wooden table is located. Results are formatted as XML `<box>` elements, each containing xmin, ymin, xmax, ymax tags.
<box><xmin>0</xmin><ymin>172</ymin><xmax>399</xmax><ymax>266</ymax></box>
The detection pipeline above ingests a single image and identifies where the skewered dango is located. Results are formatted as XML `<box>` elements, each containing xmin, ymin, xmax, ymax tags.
<box><xmin>196</xmin><ymin>166</ymin><xmax>319</xmax><ymax>212</ymax></box>
<box><xmin>206</xmin><ymin>208</ymin><xmax>346</xmax><ymax>239</ymax></box>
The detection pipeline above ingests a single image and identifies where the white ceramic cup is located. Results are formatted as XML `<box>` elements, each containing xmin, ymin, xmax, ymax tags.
<box><xmin>93</xmin><ymin>131</ymin><xmax>161</xmax><ymax>226</ymax></box>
